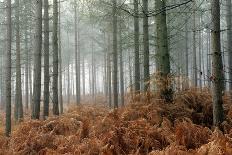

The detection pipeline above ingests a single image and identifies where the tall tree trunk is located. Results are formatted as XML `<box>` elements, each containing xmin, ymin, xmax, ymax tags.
<box><xmin>134</xmin><ymin>0</ymin><xmax>140</xmax><ymax>93</ymax></box>
<box><xmin>77</xmin><ymin>22</ymin><xmax>81</xmax><ymax>103</ymax></box>
<box><xmin>88</xmin><ymin>63</ymin><xmax>91</xmax><ymax>96</ymax></box>
<box><xmin>24</xmin><ymin>23</ymin><xmax>29</xmax><ymax>111</ymax></box>
<box><xmin>155</xmin><ymin>0</ymin><xmax>172</xmax><ymax>102</ymax></box>
<box><xmin>107</xmin><ymin>34</ymin><xmax>112</xmax><ymax>108</ymax></box>
<box><xmin>58</xmin><ymin>0</ymin><xmax>63</xmax><ymax>114</ymax></box>
<box><xmin>185</xmin><ymin>19</ymin><xmax>189</xmax><ymax>89</ymax></box>
<box><xmin>119</xmin><ymin>15</ymin><xmax>124</xmax><ymax>106</ymax></box>
<box><xmin>199</xmin><ymin>14</ymin><xmax>202</xmax><ymax>89</ymax></box>
<box><xmin>32</xmin><ymin>0</ymin><xmax>42</xmax><ymax>119</ymax></box>
<box><xmin>112</xmin><ymin>0</ymin><xmax>118</xmax><ymax>108</ymax></box>
<box><xmin>227</xmin><ymin>0</ymin><xmax>232</xmax><ymax>91</ymax></box>
<box><xmin>29</xmin><ymin>49</ymin><xmax>33</xmax><ymax>111</ymax></box>
<box><xmin>74</xmin><ymin>3</ymin><xmax>81</xmax><ymax>105</ymax></box>
<box><xmin>129</xmin><ymin>50</ymin><xmax>133</xmax><ymax>94</ymax></box>
<box><xmin>211</xmin><ymin>0</ymin><xmax>224</xmax><ymax>126</ymax></box>
<box><xmin>143</xmin><ymin>0</ymin><xmax>150</xmax><ymax>92</ymax></box>
<box><xmin>52</xmin><ymin>0</ymin><xmax>59</xmax><ymax>116</ymax></box>
<box><xmin>207</xmin><ymin>31</ymin><xmax>212</xmax><ymax>88</ymax></box>
<box><xmin>67</xmin><ymin>65</ymin><xmax>70</xmax><ymax>104</ymax></box>
<box><xmin>5</xmin><ymin>0</ymin><xmax>12</xmax><ymax>137</ymax></box>
<box><xmin>104</xmin><ymin>52</ymin><xmax>107</xmax><ymax>98</ymax></box>
<box><xmin>192</xmin><ymin>1</ymin><xmax>197</xmax><ymax>87</ymax></box>
<box><xmin>82</xmin><ymin>56</ymin><xmax>85</xmax><ymax>97</ymax></box>
<box><xmin>43</xmin><ymin>0</ymin><xmax>50</xmax><ymax>118</ymax></box>
<box><xmin>107</xmin><ymin>53</ymin><xmax>112</xmax><ymax>108</ymax></box>
<box><xmin>15</xmin><ymin>0</ymin><xmax>23</xmax><ymax>121</ymax></box>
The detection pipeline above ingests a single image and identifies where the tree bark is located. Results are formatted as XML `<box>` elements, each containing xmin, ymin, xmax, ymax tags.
<box><xmin>58</xmin><ymin>0</ymin><xmax>63</xmax><ymax>114</ymax></box>
<box><xmin>74</xmin><ymin>3</ymin><xmax>81</xmax><ymax>105</ymax></box>
<box><xmin>185</xmin><ymin>18</ymin><xmax>189</xmax><ymax>89</ymax></box>
<box><xmin>143</xmin><ymin>0</ymin><xmax>150</xmax><ymax>92</ymax></box>
<box><xmin>43</xmin><ymin>0</ymin><xmax>50</xmax><ymax>118</ymax></box>
<box><xmin>155</xmin><ymin>0</ymin><xmax>172</xmax><ymax>102</ymax></box>
<box><xmin>134</xmin><ymin>0</ymin><xmax>140</xmax><ymax>93</ymax></box>
<box><xmin>192</xmin><ymin>1</ymin><xmax>197</xmax><ymax>87</ymax></box>
<box><xmin>119</xmin><ymin>13</ymin><xmax>124</xmax><ymax>106</ymax></box>
<box><xmin>5</xmin><ymin>0</ymin><xmax>12</xmax><ymax>137</ymax></box>
<box><xmin>112</xmin><ymin>0</ymin><xmax>118</xmax><ymax>108</ymax></box>
<box><xmin>52</xmin><ymin>0</ymin><xmax>59</xmax><ymax>116</ymax></box>
<box><xmin>15</xmin><ymin>0</ymin><xmax>23</xmax><ymax>121</ymax></box>
<box><xmin>24</xmin><ymin>21</ymin><xmax>29</xmax><ymax>111</ymax></box>
<box><xmin>82</xmin><ymin>56</ymin><xmax>85</xmax><ymax>97</ymax></box>
<box><xmin>32</xmin><ymin>0</ymin><xmax>42</xmax><ymax>119</ymax></box>
<box><xmin>211</xmin><ymin>0</ymin><xmax>224</xmax><ymax>126</ymax></box>
<box><xmin>227</xmin><ymin>0</ymin><xmax>232</xmax><ymax>91</ymax></box>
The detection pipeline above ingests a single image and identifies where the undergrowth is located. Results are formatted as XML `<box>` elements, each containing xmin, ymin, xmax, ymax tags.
<box><xmin>0</xmin><ymin>89</ymin><xmax>232</xmax><ymax>155</ymax></box>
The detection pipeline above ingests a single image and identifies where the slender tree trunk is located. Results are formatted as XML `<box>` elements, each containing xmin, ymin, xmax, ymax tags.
<box><xmin>207</xmin><ymin>31</ymin><xmax>212</xmax><ymax>88</ymax></box>
<box><xmin>52</xmin><ymin>0</ymin><xmax>59</xmax><ymax>116</ymax></box>
<box><xmin>134</xmin><ymin>0</ymin><xmax>140</xmax><ymax>93</ymax></box>
<box><xmin>129</xmin><ymin>50</ymin><xmax>133</xmax><ymax>94</ymax></box>
<box><xmin>32</xmin><ymin>0</ymin><xmax>42</xmax><ymax>119</ymax></box>
<box><xmin>5</xmin><ymin>0</ymin><xmax>12</xmax><ymax>137</ymax></box>
<box><xmin>89</xmin><ymin>63</ymin><xmax>92</xmax><ymax>96</ymax></box>
<box><xmin>185</xmin><ymin>19</ymin><xmax>189</xmax><ymax>89</ymax></box>
<box><xmin>25</xmin><ymin>24</ymin><xmax>29</xmax><ymax>111</ymax></box>
<box><xmin>104</xmin><ymin>52</ymin><xmax>108</xmax><ymax>98</ymax></box>
<box><xmin>119</xmin><ymin>15</ymin><xmax>124</xmax><ymax>106</ymax></box>
<box><xmin>155</xmin><ymin>0</ymin><xmax>172</xmax><ymax>102</ymax></box>
<box><xmin>107</xmin><ymin>52</ymin><xmax>112</xmax><ymax>108</ymax></box>
<box><xmin>91</xmin><ymin>48</ymin><xmax>94</xmax><ymax>100</ymax></box>
<box><xmin>192</xmin><ymin>1</ymin><xmax>197</xmax><ymax>87</ymax></box>
<box><xmin>199</xmin><ymin>15</ymin><xmax>202</xmax><ymax>89</ymax></box>
<box><xmin>211</xmin><ymin>0</ymin><xmax>224</xmax><ymax>126</ymax></box>
<box><xmin>77</xmin><ymin>22</ymin><xmax>81</xmax><ymax>103</ymax></box>
<box><xmin>112</xmin><ymin>0</ymin><xmax>118</xmax><ymax>108</ymax></box>
<box><xmin>82</xmin><ymin>56</ymin><xmax>85</xmax><ymax>97</ymax></box>
<box><xmin>67</xmin><ymin>64</ymin><xmax>70</xmax><ymax>104</ymax></box>
<box><xmin>227</xmin><ymin>0</ymin><xmax>232</xmax><ymax>91</ymax></box>
<box><xmin>143</xmin><ymin>0</ymin><xmax>150</xmax><ymax>92</ymax></box>
<box><xmin>15</xmin><ymin>0</ymin><xmax>23</xmax><ymax>121</ymax></box>
<box><xmin>43</xmin><ymin>0</ymin><xmax>50</xmax><ymax>118</ymax></box>
<box><xmin>58</xmin><ymin>0</ymin><xmax>63</xmax><ymax>114</ymax></box>
<box><xmin>29</xmin><ymin>51</ymin><xmax>33</xmax><ymax>111</ymax></box>
<box><xmin>74</xmin><ymin>3</ymin><xmax>81</xmax><ymax>105</ymax></box>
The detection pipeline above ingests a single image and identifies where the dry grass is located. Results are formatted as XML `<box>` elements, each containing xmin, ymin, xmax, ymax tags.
<box><xmin>0</xmin><ymin>90</ymin><xmax>231</xmax><ymax>154</ymax></box>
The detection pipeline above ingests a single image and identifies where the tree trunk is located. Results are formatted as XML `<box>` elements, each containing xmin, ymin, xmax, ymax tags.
<box><xmin>82</xmin><ymin>56</ymin><xmax>85</xmax><ymax>97</ymax></box>
<box><xmin>107</xmin><ymin>53</ymin><xmax>112</xmax><ymax>108</ymax></box>
<box><xmin>207</xmin><ymin>31</ymin><xmax>212</xmax><ymax>88</ymax></box>
<box><xmin>58</xmin><ymin>0</ymin><xmax>63</xmax><ymax>114</ymax></box>
<box><xmin>119</xmin><ymin>14</ymin><xmax>124</xmax><ymax>106</ymax></box>
<box><xmin>24</xmin><ymin>23</ymin><xmax>29</xmax><ymax>111</ymax></box>
<box><xmin>134</xmin><ymin>0</ymin><xmax>140</xmax><ymax>93</ymax></box>
<box><xmin>5</xmin><ymin>0</ymin><xmax>12</xmax><ymax>137</ymax></box>
<box><xmin>43</xmin><ymin>0</ymin><xmax>50</xmax><ymax>118</ymax></box>
<box><xmin>192</xmin><ymin>1</ymin><xmax>197</xmax><ymax>87</ymax></box>
<box><xmin>199</xmin><ymin>15</ymin><xmax>202</xmax><ymax>89</ymax></box>
<box><xmin>15</xmin><ymin>0</ymin><xmax>23</xmax><ymax>121</ymax></box>
<box><xmin>52</xmin><ymin>0</ymin><xmax>59</xmax><ymax>116</ymax></box>
<box><xmin>143</xmin><ymin>0</ymin><xmax>150</xmax><ymax>92</ymax></box>
<box><xmin>227</xmin><ymin>0</ymin><xmax>232</xmax><ymax>91</ymax></box>
<box><xmin>67</xmin><ymin>64</ymin><xmax>70</xmax><ymax>104</ymax></box>
<box><xmin>112</xmin><ymin>0</ymin><xmax>118</xmax><ymax>108</ymax></box>
<box><xmin>74</xmin><ymin>3</ymin><xmax>81</xmax><ymax>105</ymax></box>
<box><xmin>185</xmin><ymin>18</ymin><xmax>189</xmax><ymax>89</ymax></box>
<box><xmin>211</xmin><ymin>0</ymin><xmax>224</xmax><ymax>126</ymax></box>
<box><xmin>32</xmin><ymin>0</ymin><xmax>42</xmax><ymax>119</ymax></box>
<box><xmin>155</xmin><ymin>0</ymin><xmax>172</xmax><ymax>102</ymax></box>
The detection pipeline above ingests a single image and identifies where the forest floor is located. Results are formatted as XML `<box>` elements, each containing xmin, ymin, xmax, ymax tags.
<box><xmin>0</xmin><ymin>89</ymin><xmax>232</xmax><ymax>155</ymax></box>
